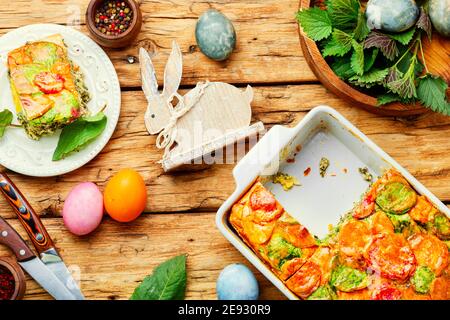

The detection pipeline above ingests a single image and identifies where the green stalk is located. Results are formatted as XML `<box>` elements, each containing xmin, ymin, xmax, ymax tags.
<box><xmin>418</xmin><ymin>37</ymin><xmax>429</xmax><ymax>74</ymax></box>
<box><xmin>393</xmin><ymin>35</ymin><xmax>420</xmax><ymax>69</ymax></box>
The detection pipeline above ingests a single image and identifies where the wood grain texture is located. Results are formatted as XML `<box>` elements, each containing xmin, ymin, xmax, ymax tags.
<box><xmin>0</xmin><ymin>0</ymin><xmax>315</xmax><ymax>87</ymax></box>
<box><xmin>0</xmin><ymin>214</ymin><xmax>286</xmax><ymax>300</ymax></box>
<box><xmin>0</xmin><ymin>85</ymin><xmax>449</xmax><ymax>219</ymax></box>
<box><xmin>298</xmin><ymin>0</ymin><xmax>450</xmax><ymax>116</ymax></box>
<box><xmin>1</xmin><ymin>0</ymin><xmax>449</xmax><ymax>301</ymax></box>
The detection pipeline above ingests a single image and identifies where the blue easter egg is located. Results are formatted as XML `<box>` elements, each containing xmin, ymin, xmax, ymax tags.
<box><xmin>429</xmin><ymin>0</ymin><xmax>450</xmax><ymax>37</ymax></box>
<box><xmin>366</xmin><ymin>0</ymin><xmax>419</xmax><ymax>33</ymax></box>
<box><xmin>216</xmin><ymin>264</ymin><xmax>259</xmax><ymax>300</ymax></box>
<box><xmin>195</xmin><ymin>9</ymin><xmax>236</xmax><ymax>61</ymax></box>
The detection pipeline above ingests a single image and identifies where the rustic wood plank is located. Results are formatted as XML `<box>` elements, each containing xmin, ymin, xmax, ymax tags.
<box><xmin>0</xmin><ymin>213</ymin><xmax>286</xmax><ymax>300</ymax></box>
<box><xmin>0</xmin><ymin>85</ymin><xmax>449</xmax><ymax>219</ymax></box>
<box><xmin>0</xmin><ymin>0</ymin><xmax>315</xmax><ymax>87</ymax></box>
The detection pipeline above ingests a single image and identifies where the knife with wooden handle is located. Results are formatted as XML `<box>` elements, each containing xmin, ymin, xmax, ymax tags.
<box><xmin>0</xmin><ymin>173</ymin><xmax>54</xmax><ymax>253</ymax></box>
<box><xmin>0</xmin><ymin>216</ymin><xmax>76</xmax><ymax>300</ymax></box>
<box><xmin>0</xmin><ymin>172</ymin><xmax>84</xmax><ymax>300</ymax></box>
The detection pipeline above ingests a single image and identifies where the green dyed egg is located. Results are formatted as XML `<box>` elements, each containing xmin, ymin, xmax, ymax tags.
<box><xmin>429</xmin><ymin>0</ymin><xmax>450</xmax><ymax>37</ymax></box>
<box><xmin>195</xmin><ymin>9</ymin><xmax>236</xmax><ymax>61</ymax></box>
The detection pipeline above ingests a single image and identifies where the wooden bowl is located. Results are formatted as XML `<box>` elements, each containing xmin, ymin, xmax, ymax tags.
<box><xmin>86</xmin><ymin>0</ymin><xmax>142</xmax><ymax>48</ymax></box>
<box><xmin>0</xmin><ymin>257</ymin><xmax>26</xmax><ymax>300</ymax></box>
<box><xmin>298</xmin><ymin>0</ymin><xmax>450</xmax><ymax>116</ymax></box>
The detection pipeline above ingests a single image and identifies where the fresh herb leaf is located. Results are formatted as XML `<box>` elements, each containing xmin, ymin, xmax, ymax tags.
<box><xmin>322</xmin><ymin>29</ymin><xmax>353</xmax><ymax>57</ymax></box>
<box><xmin>354</xmin><ymin>11</ymin><xmax>370</xmax><ymax>41</ymax></box>
<box><xmin>350</xmin><ymin>40</ymin><xmax>364</xmax><ymax>76</ymax></box>
<box><xmin>417</xmin><ymin>74</ymin><xmax>450</xmax><ymax>115</ymax></box>
<box><xmin>130</xmin><ymin>254</ymin><xmax>187</xmax><ymax>300</ymax></box>
<box><xmin>417</xmin><ymin>7</ymin><xmax>432</xmax><ymax>40</ymax></box>
<box><xmin>52</xmin><ymin>112</ymin><xmax>107</xmax><ymax>161</ymax></box>
<box><xmin>296</xmin><ymin>7</ymin><xmax>333</xmax><ymax>41</ymax></box>
<box><xmin>0</xmin><ymin>109</ymin><xmax>13</xmax><ymax>138</ymax></box>
<box><xmin>396</xmin><ymin>49</ymin><xmax>423</xmax><ymax>77</ymax></box>
<box><xmin>364</xmin><ymin>31</ymin><xmax>399</xmax><ymax>61</ymax></box>
<box><xmin>326</xmin><ymin>0</ymin><xmax>360</xmax><ymax>31</ymax></box>
<box><xmin>389</xmin><ymin>28</ymin><xmax>416</xmax><ymax>46</ymax></box>
<box><xmin>384</xmin><ymin>67</ymin><xmax>404</xmax><ymax>85</ymax></box>
<box><xmin>350</xmin><ymin>68</ymin><xmax>389</xmax><ymax>88</ymax></box>
<box><xmin>331</xmin><ymin>55</ymin><xmax>355</xmax><ymax>79</ymax></box>
<box><xmin>364</xmin><ymin>48</ymin><xmax>379</xmax><ymax>72</ymax></box>
<box><xmin>377</xmin><ymin>93</ymin><xmax>402</xmax><ymax>105</ymax></box>
<box><xmin>387</xmin><ymin>56</ymin><xmax>418</xmax><ymax>99</ymax></box>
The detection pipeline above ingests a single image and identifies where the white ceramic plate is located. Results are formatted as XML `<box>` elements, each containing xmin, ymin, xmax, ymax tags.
<box><xmin>0</xmin><ymin>24</ymin><xmax>121</xmax><ymax>177</ymax></box>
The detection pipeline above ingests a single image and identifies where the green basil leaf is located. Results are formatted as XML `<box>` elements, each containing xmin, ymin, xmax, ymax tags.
<box><xmin>0</xmin><ymin>109</ymin><xmax>13</xmax><ymax>138</ymax></box>
<box><xmin>131</xmin><ymin>254</ymin><xmax>187</xmax><ymax>300</ymax></box>
<box><xmin>52</xmin><ymin>112</ymin><xmax>107</xmax><ymax>161</ymax></box>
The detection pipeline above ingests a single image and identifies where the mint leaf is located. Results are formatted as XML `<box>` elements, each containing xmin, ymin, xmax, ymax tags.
<box><xmin>52</xmin><ymin>112</ymin><xmax>107</xmax><ymax>161</ymax></box>
<box><xmin>350</xmin><ymin>40</ymin><xmax>364</xmax><ymax>76</ymax></box>
<box><xmin>417</xmin><ymin>74</ymin><xmax>450</xmax><ymax>115</ymax></box>
<box><xmin>131</xmin><ymin>254</ymin><xmax>187</xmax><ymax>300</ymax></box>
<box><xmin>0</xmin><ymin>109</ymin><xmax>13</xmax><ymax>138</ymax></box>
<box><xmin>322</xmin><ymin>29</ymin><xmax>353</xmax><ymax>57</ymax></box>
<box><xmin>364</xmin><ymin>48</ymin><xmax>379</xmax><ymax>72</ymax></box>
<box><xmin>377</xmin><ymin>93</ymin><xmax>402</xmax><ymax>105</ymax></box>
<box><xmin>354</xmin><ymin>11</ymin><xmax>370</xmax><ymax>41</ymax></box>
<box><xmin>296</xmin><ymin>8</ymin><xmax>333</xmax><ymax>41</ymax></box>
<box><xmin>331</xmin><ymin>56</ymin><xmax>356</xmax><ymax>79</ymax></box>
<box><xmin>326</xmin><ymin>0</ymin><xmax>360</xmax><ymax>31</ymax></box>
<box><xmin>350</xmin><ymin>68</ymin><xmax>389</xmax><ymax>88</ymax></box>
<box><xmin>417</xmin><ymin>7</ymin><xmax>432</xmax><ymax>40</ymax></box>
<box><xmin>389</xmin><ymin>28</ymin><xmax>416</xmax><ymax>46</ymax></box>
<box><xmin>364</xmin><ymin>31</ymin><xmax>399</xmax><ymax>60</ymax></box>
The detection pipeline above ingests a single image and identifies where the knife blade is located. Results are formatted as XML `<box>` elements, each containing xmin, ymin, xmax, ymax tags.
<box><xmin>0</xmin><ymin>172</ymin><xmax>84</xmax><ymax>300</ymax></box>
<box><xmin>0</xmin><ymin>216</ymin><xmax>76</xmax><ymax>300</ymax></box>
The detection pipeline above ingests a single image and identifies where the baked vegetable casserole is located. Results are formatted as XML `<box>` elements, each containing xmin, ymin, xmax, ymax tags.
<box><xmin>229</xmin><ymin>169</ymin><xmax>450</xmax><ymax>300</ymax></box>
<box><xmin>7</xmin><ymin>34</ymin><xmax>90</xmax><ymax>139</ymax></box>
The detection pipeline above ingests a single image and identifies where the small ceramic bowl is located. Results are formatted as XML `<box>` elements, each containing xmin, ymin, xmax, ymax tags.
<box><xmin>0</xmin><ymin>257</ymin><xmax>26</xmax><ymax>300</ymax></box>
<box><xmin>86</xmin><ymin>0</ymin><xmax>142</xmax><ymax>48</ymax></box>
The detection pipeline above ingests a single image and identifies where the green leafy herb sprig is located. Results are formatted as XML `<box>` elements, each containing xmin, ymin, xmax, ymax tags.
<box><xmin>130</xmin><ymin>254</ymin><xmax>187</xmax><ymax>300</ymax></box>
<box><xmin>0</xmin><ymin>108</ymin><xmax>107</xmax><ymax>161</ymax></box>
<box><xmin>296</xmin><ymin>0</ymin><xmax>450</xmax><ymax>115</ymax></box>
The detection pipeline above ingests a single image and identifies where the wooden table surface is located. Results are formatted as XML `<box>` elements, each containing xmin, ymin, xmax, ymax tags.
<box><xmin>0</xmin><ymin>0</ymin><xmax>449</xmax><ymax>300</ymax></box>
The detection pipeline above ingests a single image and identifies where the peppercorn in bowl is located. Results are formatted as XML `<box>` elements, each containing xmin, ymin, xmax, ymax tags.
<box><xmin>86</xmin><ymin>0</ymin><xmax>142</xmax><ymax>48</ymax></box>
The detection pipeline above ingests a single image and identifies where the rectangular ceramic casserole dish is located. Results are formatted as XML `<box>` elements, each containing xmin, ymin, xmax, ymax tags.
<box><xmin>216</xmin><ymin>105</ymin><xmax>450</xmax><ymax>300</ymax></box>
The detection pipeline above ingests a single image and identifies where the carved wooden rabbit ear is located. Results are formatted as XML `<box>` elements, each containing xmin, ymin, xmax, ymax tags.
<box><xmin>139</xmin><ymin>47</ymin><xmax>160</xmax><ymax>101</ymax></box>
<box><xmin>162</xmin><ymin>41</ymin><xmax>183</xmax><ymax>101</ymax></box>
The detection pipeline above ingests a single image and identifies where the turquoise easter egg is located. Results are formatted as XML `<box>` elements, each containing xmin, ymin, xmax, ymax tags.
<box><xmin>366</xmin><ymin>0</ymin><xmax>419</xmax><ymax>33</ymax></box>
<box><xmin>429</xmin><ymin>0</ymin><xmax>450</xmax><ymax>37</ymax></box>
<box><xmin>195</xmin><ymin>9</ymin><xmax>236</xmax><ymax>61</ymax></box>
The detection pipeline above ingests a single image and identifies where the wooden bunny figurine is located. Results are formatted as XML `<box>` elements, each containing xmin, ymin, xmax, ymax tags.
<box><xmin>140</xmin><ymin>41</ymin><xmax>265</xmax><ymax>171</ymax></box>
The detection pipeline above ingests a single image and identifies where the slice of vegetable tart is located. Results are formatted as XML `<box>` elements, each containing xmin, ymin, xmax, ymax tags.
<box><xmin>7</xmin><ymin>34</ymin><xmax>90</xmax><ymax>140</ymax></box>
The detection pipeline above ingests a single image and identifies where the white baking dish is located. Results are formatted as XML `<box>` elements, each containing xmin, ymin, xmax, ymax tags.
<box><xmin>216</xmin><ymin>105</ymin><xmax>450</xmax><ymax>300</ymax></box>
